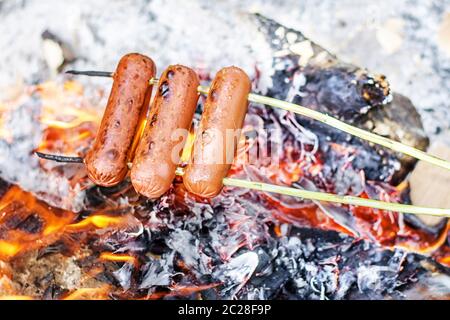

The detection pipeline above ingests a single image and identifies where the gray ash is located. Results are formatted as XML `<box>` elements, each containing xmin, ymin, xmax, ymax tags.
<box><xmin>60</xmin><ymin>181</ymin><xmax>447</xmax><ymax>300</ymax></box>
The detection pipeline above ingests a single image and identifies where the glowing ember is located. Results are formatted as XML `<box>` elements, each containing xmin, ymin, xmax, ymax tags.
<box><xmin>34</xmin><ymin>81</ymin><xmax>101</xmax><ymax>158</ymax></box>
<box><xmin>62</xmin><ymin>286</ymin><xmax>110</xmax><ymax>300</ymax></box>
<box><xmin>145</xmin><ymin>284</ymin><xmax>220</xmax><ymax>300</ymax></box>
<box><xmin>0</xmin><ymin>295</ymin><xmax>34</xmax><ymax>300</ymax></box>
<box><xmin>66</xmin><ymin>214</ymin><xmax>140</xmax><ymax>232</ymax></box>
<box><xmin>0</xmin><ymin>242</ymin><xmax>21</xmax><ymax>259</ymax></box>
<box><xmin>99</xmin><ymin>252</ymin><xmax>137</xmax><ymax>265</ymax></box>
<box><xmin>0</xmin><ymin>186</ymin><xmax>76</xmax><ymax>260</ymax></box>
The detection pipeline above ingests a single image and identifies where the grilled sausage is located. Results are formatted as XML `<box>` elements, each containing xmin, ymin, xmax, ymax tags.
<box><xmin>131</xmin><ymin>65</ymin><xmax>200</xmax><ymax>198</ymax></box>
<box><xmin>84</xmin><ymin>53</ymin><xmax>156</xmax><ymax>187</ymax></box>
<box><xmin>183</xmin><ymin>66</ymin><xmax>251</xmax><ymax>198</ymax></box>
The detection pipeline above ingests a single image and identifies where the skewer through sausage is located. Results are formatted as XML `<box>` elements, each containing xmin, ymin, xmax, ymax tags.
<box><xmin>84</xmin><ymin>53</ymin><xmax>156</xmax><ymax>187</ymax></box>
<box><xmin>183</xmin><ymin>66</ymin><xmax>251</xmax><ymax>198</ymax></box>
<box><xmin>131</xmin><ymin>65</ymin><xmax>200</xmax><ymax>198</ymax></box>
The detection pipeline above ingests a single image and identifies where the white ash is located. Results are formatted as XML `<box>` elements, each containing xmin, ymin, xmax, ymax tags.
<box><xmin>0</xmin><ymin>0</ymin><xmax>274</xmax><ymax>94</ymax></box>
<box><xmin>403</xmin><ymin>273</ymin><xmax>450</xmax><ymax>299</ymax></box>
<box><xmin>213</xmin><ymin>251</ymin><xmax>259</xmax><ymax>299</ymax></box>
<box><xmin>356</xmin><ymin>265</ymin><xmax>399</xmax><ymax>293</ymax></box>
<box><xmin>166</xmin><ymin>229</ymin><xmax>210</xmax><ymax>275</ymax></box>
<box><xmin>0</xmin><ymin>93</ymin><xmax>86</xmax><ymax>211</ymax></box>
<box><xmin>113</xmin><ymin>263</ymin><xmax>134</xmax><ymax>290</ymax></box>
<box><xmin>139</xmin><ymin>256</ymin><xmax>174</xmax><ymax>289</ymax></box>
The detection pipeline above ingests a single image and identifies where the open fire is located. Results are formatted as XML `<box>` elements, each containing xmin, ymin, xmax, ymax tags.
<box><xmin>0</xmin><ymin>13</ymin><xmax>449</xmax><ymax>300</ymax></box>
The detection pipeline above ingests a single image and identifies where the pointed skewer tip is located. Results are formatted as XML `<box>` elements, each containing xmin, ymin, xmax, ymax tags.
<box><xmin>65</xmin><ymin>70</ymin><xmax>113</xmax><ymax>77</ymax></box>
<box><xmin>35</xmin><ymin>151</ymin><xmax>84</xmax><ymax>163</ymax></box>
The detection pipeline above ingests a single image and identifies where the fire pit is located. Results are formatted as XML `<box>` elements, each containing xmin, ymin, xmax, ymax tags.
<box><xmin>0</xmin><ymin>0</ymin><xmax>449</xmax><ymax>300</ymax></box>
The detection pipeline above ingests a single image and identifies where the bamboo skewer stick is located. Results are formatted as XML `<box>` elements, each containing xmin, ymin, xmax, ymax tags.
<box><xmin>222</xmin><ymin>178</ymin><xmax>450</xmax><ymax>217</ymax></box>
<box><xmin>68</xmin><ymin>71</ymin><xmax>450</xmax><ymax>171</ymax></box>
<box><xmin>35</xmin><ymin>152</ymin><xmax>450</xmax><ymax>217</ymax></box>
<box><xmin>249</xmin><ymin>94</ymin><xmax>450</xmax><ymax>171</ymax></box>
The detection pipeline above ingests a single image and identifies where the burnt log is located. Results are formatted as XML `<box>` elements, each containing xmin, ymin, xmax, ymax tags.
<box><xmin>254</xmin><ymin>14</ymin><xmax>429</xmax><ymax>184</ymax></box>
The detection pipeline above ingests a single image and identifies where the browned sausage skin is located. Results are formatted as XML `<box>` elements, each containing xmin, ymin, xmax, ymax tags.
<box><xmin>85</xmin><ymin>53</ymin><xmax>156</xmax><ymax>187</ymax></box>
<box><xmin>183</xmin><ymin>66</ymin><xmax>251</xmax><ymax>198</ymax></box>
<box><xmin>131</xmin><ymin>65</ymin><xmax>200</xmax><ymax>198</ymax></box>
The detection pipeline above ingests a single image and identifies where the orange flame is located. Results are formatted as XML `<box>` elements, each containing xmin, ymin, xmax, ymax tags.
<box><xmin>0</xmin><ymin>186</ymin><xmax>76</xmax><ymax>260</ymax></box>
<box><xmin>0</xmin><ymin>295</ymin><xmax>34</xmax><ymax>300</ymax></box>
<box><xmin>180</xmin><ymin>129</ymin><xmax>196</xmax><ymax>164</ymax></box>
<box><xmin>62</xmin><ymin>286</ymin><xmax>110</xmax><ymax>300</ymax></box>
<box><xmin>35</xmin><ymin>82</ymin><xmax>101</xmax><ymax>157</ymax></box>
<box><xmin>0</xmin><ymin>241</ymin><xmax>21</xmax><ymax>259</ymax></box>
<box><xmin>37</xmin><ymin>81</ymin><xmax>100</xmax><ymax>128</ymax></box>
<box><xmin>66</xmin><ymin>214</ymin><xmax>135</xmax><ymax>232</ymax></box>
<box><xmin>145</xmin><ymin>283</ymin><xmax>219</xmax><ymax>300</ymax></box>
<box><xmin>1</xmin><ymin>81</ymin><xmax>101</xmax><ymax>143</ymax></box>
<box><xmin>99</xmin><ymin>252</ymin><xmax>137</xmax><ymax>265</ymax></box>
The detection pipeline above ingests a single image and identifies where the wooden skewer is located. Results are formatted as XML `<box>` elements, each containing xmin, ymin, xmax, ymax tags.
<box><xmin>35</xmin><ymin>152</ymin><xmax>450</xmax><ymax>217</ymax></box>
<box><xmin>222</xmin><ymin>178</ymin><xmax>450</xmax><ymax>217</ymax></box>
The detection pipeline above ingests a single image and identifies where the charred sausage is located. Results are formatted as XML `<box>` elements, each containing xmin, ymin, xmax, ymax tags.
<box><xmin>131</xmin><ymin>65</ymin><xmax>200</xmax><ymax>198</ymax></box>
<box><xmin>84</xmin><ymin>53</ymin><xmax>156</xmax><ymax>187</ymax></box>
<box><xmin>183</xmin><ymin>66</ymin><xmax>251</xmax><ymax>198</ymax></box>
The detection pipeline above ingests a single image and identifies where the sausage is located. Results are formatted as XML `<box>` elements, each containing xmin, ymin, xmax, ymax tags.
<box><xmin>84</xmin><ymin>53</ymin><xmax>156</xmax><ymax>187</ymax></box>
<box><xmin>131</xmin><ymin>65</ymin><xmax>200</xmax><ymax>198</ymax></box>
<box><xmin>183</xmin><ymin>66</ymin><xmax>251</xmax><ymax>198</ymax></box>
